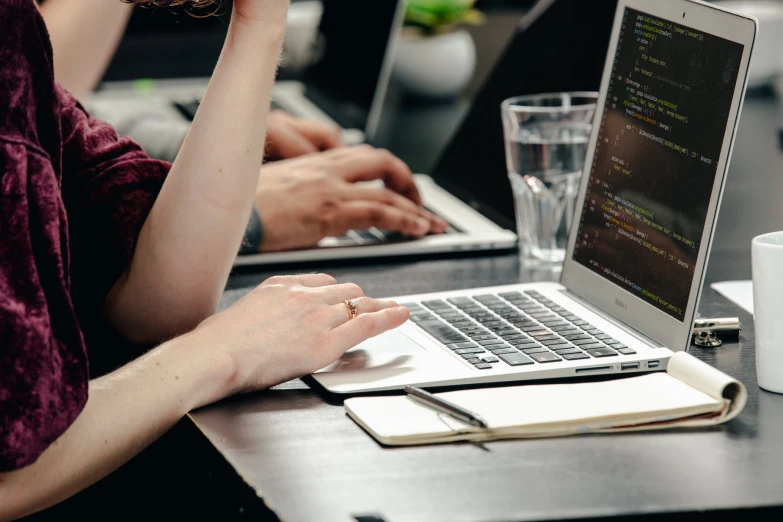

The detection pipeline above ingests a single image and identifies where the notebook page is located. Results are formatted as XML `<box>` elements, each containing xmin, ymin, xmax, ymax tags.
<box><xmin>665</xmin><ymin>351</ymin><xmax>747</xmax><ymax>423</ymax></box>
<box><xmin>345</xmin><ymin>372</ymin><xmax>723</xmax><ymax>445</ymax></box>
<box><xmin>435</xmin><ymin>373</ymin><xmax>721</xmax><ymax>430</ymax></box>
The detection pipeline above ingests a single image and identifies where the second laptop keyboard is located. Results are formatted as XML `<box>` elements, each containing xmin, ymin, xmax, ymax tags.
<box><xmin>403</xmin><ymin>290</ymin><xmax>637</xmax><ymax>370</ymax></box>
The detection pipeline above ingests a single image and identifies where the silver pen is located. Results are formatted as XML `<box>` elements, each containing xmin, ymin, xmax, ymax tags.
<box><xmin>404</xmin><ymin>385</ymin><xmax>489</xmax><ymax>429</ymax></box>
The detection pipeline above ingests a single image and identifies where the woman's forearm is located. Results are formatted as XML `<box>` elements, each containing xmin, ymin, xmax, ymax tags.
<box><xmin>105</xmin><ymin>6</ymin><xmax>289</xmax><ymax>343</ymax></box>
<box><xmin>38</xmin><ymin>0</ymin><xmax>134</xmax><ymax>99</ymax></box>
<box><xmin>0</xmin><ymin>333</ymin><xmax>234</xmax><ymax>521</ymax></box>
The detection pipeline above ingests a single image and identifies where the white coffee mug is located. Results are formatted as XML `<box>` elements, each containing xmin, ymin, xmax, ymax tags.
<box><xmin>752</xmin><ymin>231</ymin><xmax>783</xmax><ymax>393</ymax></box>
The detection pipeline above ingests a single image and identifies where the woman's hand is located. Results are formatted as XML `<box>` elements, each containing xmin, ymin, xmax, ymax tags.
<box><xmin>265</xmin><ymin>110</ymin><xmax>343</xmax><ymax>160</ymax></box>
<box><xmin>255</xmin><ymin>146</ymin><xmax>449</xmax><ymax>252</ymax></box>
<box><xmin>191</xmin><ymin>274</ymin><xmax>409</xmax><ymax>399</ymax></box>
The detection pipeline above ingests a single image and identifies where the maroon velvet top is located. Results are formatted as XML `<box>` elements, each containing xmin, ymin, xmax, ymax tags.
<box><xmin>0</xmin><ymin>0</ymin><xmax>170</xmax><ymax>471</ymax></box>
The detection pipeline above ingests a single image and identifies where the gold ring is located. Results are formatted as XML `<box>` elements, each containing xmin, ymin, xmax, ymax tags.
<box><xmin>344</xmin><ymin>299</ymin><xmax>358</xmax><ymax>320</ymax></box>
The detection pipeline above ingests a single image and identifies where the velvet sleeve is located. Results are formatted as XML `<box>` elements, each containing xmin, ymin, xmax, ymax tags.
<box><xmin>57</xmin><ymin>86</ymin><xmax>171</xmax><ymax>318</ymax></box>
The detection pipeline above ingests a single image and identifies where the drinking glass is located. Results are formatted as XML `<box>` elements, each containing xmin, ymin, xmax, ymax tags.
<box><xmin>502</xmin><ymin>92</ymin><xmax>598</xmax><ymax>267</ymax></box>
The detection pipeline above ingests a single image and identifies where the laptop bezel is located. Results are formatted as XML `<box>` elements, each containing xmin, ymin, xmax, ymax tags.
<box><xmin>302</xmin><ymin>0</ymin><xmax>405</xmax><ymax>139</ymax></box>
<box><xmin>560</xmin><ymin>0</ymin><xmax>757</xmax><ymax>352</ymax></box>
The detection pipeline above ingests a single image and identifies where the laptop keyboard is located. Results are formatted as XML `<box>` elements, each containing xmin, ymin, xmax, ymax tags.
<box><xmin>330</xmin><ymin>224</ymin><xmax>460</xmax><ymax>246</ymax></box>
<box><xmin>403</xmin><ymin>290</ymin><xmax>637</xmax><ymax>370</ymax></box>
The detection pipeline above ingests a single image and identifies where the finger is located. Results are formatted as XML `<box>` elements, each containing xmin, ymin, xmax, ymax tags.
<box><xmin>263</xmin><ymin>273</ymin><xmax>338</xmax><ymax>288</ymax></box>
<box><xmin>329</xmin><ymin>306</ymin><xmax>411</xmax><ymax>353</ymax></box>
<box><xmin>324</xmin><ymin>201</ymin><xmax>434</xmax><ymax>238</ymax></box>
<box><xmin>318</xmin><ymin>282</ymin><xmax>365</xmax><ymax>304</ymax></box>
<box><xmin>327</xmin><ymin>296</ymin><xmax>399</xmax><ymax>327</ymax></box>
<box><xmin>265</xmin><ymin>123</ymin><xmax>320</xmax><ymax>160</ymax></box>
<box><xmin>340</xmin><ymin>185</ymin><xmax>449</xmax><ymax>231</ymax></box>
<box><xmin>288</xmin><ymin>119</ymin><xmax>343</xmax><ymax>151</ymax></box>
<box><xmin>330</xmin><ymin>147</ymin><xmax>423</xmax><ymax>205</ymax></box>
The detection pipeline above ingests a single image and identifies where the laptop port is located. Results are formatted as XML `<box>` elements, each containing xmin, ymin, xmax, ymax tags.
<box><xmin>575</xmin><ymin>366</ymin><xmax>613</xmax><ymax>374</ymax></box>
<box><xmin>621</xmin><ymin>362</ymin><xmax>640</xmax><ymax>371</ymax></box>
<box><xmin>647</xmin><ymin>360</ymin><xmax>660</xmax><ymax>369</ymax></box>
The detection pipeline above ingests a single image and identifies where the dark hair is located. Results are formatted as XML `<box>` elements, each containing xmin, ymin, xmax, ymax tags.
<box><xmin>126</xmin><ymin>0</ymin><xmax>223</xmax><ymax>16</ymax></box>
<box><xmin>130</xmin><ymin>1</ymin><xmax>218</xmax><ymax>7</ymax></box>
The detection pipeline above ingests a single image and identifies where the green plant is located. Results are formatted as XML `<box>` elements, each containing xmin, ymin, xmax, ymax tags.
<box><xmin>404</xmin><ymin>0</ymin><xmax>484</xmax><ymax>34</ymax></box>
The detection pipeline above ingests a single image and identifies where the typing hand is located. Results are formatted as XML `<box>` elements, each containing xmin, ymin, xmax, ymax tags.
<box><xmin>191</xmin><ymin>274</ymin><xmax>409</xmax><ymax>397</ymax></box>
<box><xmin>255</xmin><ymin>145</ymin><xmax>449</xmax><ymax>252</ymax></box>
<box><xmin>265</xmin><ymin>110</ymin><xmax>344</xmax><ymax>160</ymax></box>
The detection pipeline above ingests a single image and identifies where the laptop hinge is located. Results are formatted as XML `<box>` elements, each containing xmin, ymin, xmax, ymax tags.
<box><xmin>559</xmin><ymin>289</ymin><xmax>665</xmax><ymax>349</ymax></box>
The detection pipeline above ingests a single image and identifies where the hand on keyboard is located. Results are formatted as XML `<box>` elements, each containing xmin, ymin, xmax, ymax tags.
<box><xmin>255</xmin><ymin>146</ymin><xmax>448</xmax><ymax>252</ymax></box>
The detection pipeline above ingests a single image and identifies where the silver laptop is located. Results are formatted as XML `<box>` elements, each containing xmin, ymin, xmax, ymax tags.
<box><xmin>313</xmin><ymin>0</ymin><xmax>757</xmax><ymax>394</ymax></box>
<box><xmin>236</xmin><ymin>0</ymin><xmax>630</xmax><ymax>267</ymax></box>
<box><xmin>86</xmin><ymin>0</ymin><xmax>404</xmax><ymax>145</ymax></box>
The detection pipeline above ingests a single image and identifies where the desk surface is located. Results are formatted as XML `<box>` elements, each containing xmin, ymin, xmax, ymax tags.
<box><xmin>190</xmin><ymin>92</ymin><xmax>783</xmax><ymax>522</ymax></box>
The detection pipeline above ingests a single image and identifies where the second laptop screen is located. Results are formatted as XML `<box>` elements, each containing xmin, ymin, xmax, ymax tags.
<box><xmin>302</xmin><ymin>0</ymin><xmax>400</xmax><ymax>129</ymax></box>
<box><xmin>571</xmin><ymin>7</ymin><xmax>744</xmax><ymax>321</ymax></box>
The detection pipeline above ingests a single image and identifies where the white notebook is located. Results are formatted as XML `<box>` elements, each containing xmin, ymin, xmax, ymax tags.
<box><xmin>344</xmin><ymin>353</ymin><xmax>747</xmax><ymax>446</ymax></box>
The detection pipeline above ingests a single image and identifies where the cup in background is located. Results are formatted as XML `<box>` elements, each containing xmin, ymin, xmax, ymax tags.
<box><xmin>501</xmin><ymin>92</ymin><xmax>598</xmax><ymax>268</ymax></box>
<box><xmin>752</xmin><ymin>231</ymin><xmax>783</xmax><ymax>393</ymax></box>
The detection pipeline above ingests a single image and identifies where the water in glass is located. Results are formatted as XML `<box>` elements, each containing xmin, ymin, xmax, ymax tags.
<box><xmin>507</xmin><ymin>121</ymin><xmax>590</xmax><ymax>264</ymax></box>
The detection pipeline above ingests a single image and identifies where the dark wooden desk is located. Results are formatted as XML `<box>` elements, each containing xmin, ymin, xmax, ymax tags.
<box><xmin>187</xmin><ymin>91</ymin><xmax>783</xmax><ymax>522</ymax></box>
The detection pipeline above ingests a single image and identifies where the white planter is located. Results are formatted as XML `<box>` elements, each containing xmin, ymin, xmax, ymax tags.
<box><xmin>392</xmin><ymin>29</ymin><xmax>477</xmax><ymax>99</ymax></box>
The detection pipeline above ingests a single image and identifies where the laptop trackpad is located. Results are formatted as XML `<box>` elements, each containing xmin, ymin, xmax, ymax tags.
<box><xmin>317</xmin><ymin>328</ymin><xmax>425</xmax><ymax>374</ymax></box>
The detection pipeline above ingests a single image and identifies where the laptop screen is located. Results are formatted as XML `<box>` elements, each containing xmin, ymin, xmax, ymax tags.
<box><xmin>571</xmin><ymin>7</ymin><xmax>744</xmax><ymax>321</ymax></box>
<box><xmin>430</xmin><ymin>0</ymin><xmax>618</xmax><ymax>229</ymax></box>
<box><xmin>301</xmin><ymin>0</ymin><xmax>400</xmax><ymax>130</ymax></box>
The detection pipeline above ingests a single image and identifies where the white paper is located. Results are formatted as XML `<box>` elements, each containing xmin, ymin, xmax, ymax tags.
<box><xmin>344</xmin><ymin>352</ymin><xmax>747</xmax><ymax>445</ymax></box>
<box><xmin>711</xmin><ymin>280</ymin><xmax>754</xmax><ymax>314</ymax></box>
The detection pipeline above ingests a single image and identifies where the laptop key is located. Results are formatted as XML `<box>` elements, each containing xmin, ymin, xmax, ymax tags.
<box><xmin>572</xmin><ymin>338</ymin><xmax>599</xmax><ymax>346</ymax></box>
<box><xmin>477</xmin><ymin>339</ymin><xmax>506</xmax><ymax>347</ymax></box>
<box><xmin>554</xmin><ymin>347</ymin><xmax>583</xmax><ymax>355</ymax></box>
<box><xmin>498</xmin><ymin>353</ymin><xmax>535</xmax><ymax>366</ymax></box>
<box><xmin>547</xmin><ymin>343</ymin><xmax>575</xmax><ymax>350</ymax></box>
<box><xmin>447</xmin><ymin>342</ymin><xmax>478</xmax><ymax>350</ymax></box>
<box><xmin>439</xmin><ymin>312</ymin><xmax>464</xmax><ymax>319</ymax></box>
<box><xmin>529</xmin><ymin>352</ymin><xmax>562</xmax><ymax>363</ymax></box>
<box><xmin>565</xmin><ymin>335</ymin><xmax>593</xmax><ymax>342</ymax></box>
<box><xmin>580</xmin><ymin>343</ymin><xmax>607</xmax><ymax>350</ymax></box>
<box><xmin>499</xmin><ymin>292</ymin><xmax>524</xmax><ymax>299</ymax></box>
<box><xmin>618</xmin><ymin>348</ymin><xmax>637</xmax><ymax>355</ymax></box>
<box><xmin>461</xmin><ymin>353</ymin><xmax>483</xmax><ymax>360</ymax></box>
<box><xmin>501</xmin><ymin>334</ymin><xmax>529</xmax><ymax>342</ymax></box>
<box><xmin>513</xmin><ymin>341</ymin><xmax>543</xmax><ymax>349</ymax></box>
<box><xmin>474</xmin><ymin>363</ymin><xmax>493</xmax><ymax>370</ymax></box>
<box><xmin>455</xmin><ymin>347</ymin><xmax>486</xmax><ymax>355</ymax></box>
<box><xmin>481</xmin><ymin>356</ymin><xmax>499</xmax><ymax>363</ymax></box>
<box><xmin>473</xmin><ymin>294</ymin><xmax>501</xmax><ymax>302</ymax></box>
<box><xmin>464</xmin><ymin>357</ymin><xmax>480</xmax><ymax>364</ymax></box>
<box><xmin>422</xmin><ymin>300</ymin><xmax>451</xmax><ymax>310</ymax></box>
<box><xmin>409</xmin><ymin>314</ymin><xmax>436</xmax><ymax>323</ymax></box>
<box><xmin>586</xmin><ymin>347</ymin><xmax>618</xmax><ymax>357</ymax></box>
<box><xmin>585</xmin><ymin>328</ymin><xmax>604</xmax><ymax>335</ymax></box>
<box><xmin>416</xmin><ymin>320</ymin><xmax>469</xmax><ymax>344</ymax></box>
<box><xmin>562</xmin><ymin>352</ymin><xmax>591</xmax><ymax>361</ymax></box>
<box><xmin>595</xmin><ymin>334</ymin><xmax>614</xmax><ymax>341</ymax></box>
<box><xmin>470</xmin><ymin>335</ymin><xmax>496</xmax><ymax>342</ymax></box>
<box><xmin>447</xmin><ymin>297</ymin><xmax>474</xmax><ymax>306</ymax></box>
<box><xmin>521</xmin><ymin>347</ymin><xmax>549</xmax><ymax>355</ymax></box>
<box><xmin>608</xmin><ymin>343</ymin><xmax>629</xmax><ymax>349</ymax></box>
<box><xmin>490</xmin><ymin>347</ymin><xmax>518</xmax><ymax>355</ymax></box>
<box><xmin>528</xmin><ymin>330</ymin><xmax>554</xmax><ymax>337</ymax></box>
